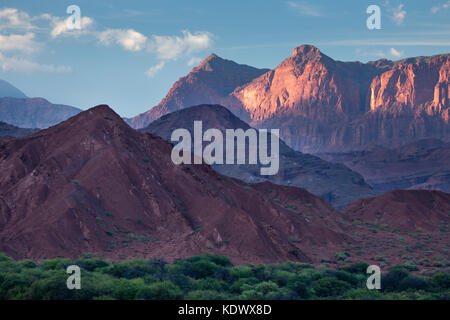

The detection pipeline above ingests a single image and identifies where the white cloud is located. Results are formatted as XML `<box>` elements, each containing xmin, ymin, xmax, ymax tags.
<box><xmin>389</xmin><ymin>47</ymin><xmax>404</xmax><ymax>58</ymax></box>
<box><xmin>96</xmin><ymin>28</ymin><xmax>147</xmax><ymax>51</ymax></box>
<box><xmin>0</xmin><ymin>8</ymin><xmax>94</xmax><ymax>75</ymax></box>
<box><xmin>0</xmin><ymin>7</ymin><xmax>94</xmax><ymax>38</ymax></box>
<box><xmin>148</xmin><ymin>30</ymin><xmax>212</xmax><ymax>60</ymax></box>
<box><xmin>0</xmin><ymin>33</ymin><xmax>39</xmax><ymax>53</ymax></box>
<box><xmin>355</xmin><ymin>47</ymin><xmax>404</xmax><ymax>60</ymax></box>
<box><xmin>431</xmin><ymin>6</ymin><xmax>439</xmax><ymax>14</ymax></box>
<box><xmin>431</xmin><ymin>1</ymin><xmax>450</xmax><ymax>13</ymax></box>
<box><xmin>391</xmin><ymin>4</ymin><xmax>406</xmax><ymax>25</ymax></box>
<box><xmin>50</xmin><ymin>16</ymin><xmax>94</xmax><ymax>38</ymax></box>
<box><xmin>145</xmin><ymin>61</ymin><xmax>166</xmax><ymax>78</ymax></box>
<box><xmin>0</xmin><ymin>53</ymin><xmax>72</xmax><ymax>74</ymax></box>
<box><xmin>187</xmin><ymin>57</ymin><xmax>202</xmax><ymax>66</ymax></box>
<box><xmin>0</xmin><ymin>7</ymin><xmax>214</xmax><ymax>77</ymax></box>
<box><xmin>287</xmin><ymin>1</ymin><xmax>323</xmax><ymax>17</ymax></box>
<box><xmin>0</xmin><ymin>8</ymin><xmax>35</xmax><ymax>30</ymax></box>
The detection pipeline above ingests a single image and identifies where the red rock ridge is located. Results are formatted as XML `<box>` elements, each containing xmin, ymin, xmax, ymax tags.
<box><xmin>127</xmin><ymin>54</ymin><xmax>269</xmax><ymax>128</ymax></box>
<box><xmin>229</xmin><ymin>45</ymin><xmax>383</xmax><ymax>124</ymax></box>
<box><xmin>236</xmin><ymin>48</ymin><xmax>449</xmax><ymax>152</ymax></box>
<box><xmin>0</xmin><ymin>105</ymin><xmax>349</xmax><ymax>264</ymax></box>
<box><xmin>128</xmin><ymin>45</ymin><xmax>449</xmax><ymax>153</ymax></box>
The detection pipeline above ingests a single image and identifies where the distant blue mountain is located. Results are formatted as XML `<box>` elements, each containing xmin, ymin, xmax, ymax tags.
<box><xmin>0</xmin><ymin>79</ymin><xmax>82</xmax><ymax>129</ymax></box>
<box><xmin>0</xmin><ymin>97</ymin><xmax>82</xmax><ymax>129</ymax></box>
<box><xmin>0</xmin><ymin>79</ymin><xmax>27</xmax><ymax>99</ymax></box>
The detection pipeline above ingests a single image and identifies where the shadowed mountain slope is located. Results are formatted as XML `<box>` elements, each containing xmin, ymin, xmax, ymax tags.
<box><xmin>320</xmin><ymin>139</ymin><xmax>450</xmax><ymax>193</ymax></box>
<box><xmin>143</xmin><ymin>104</ymin><xmax>377</xmax><ymax>208</ymax></box>
<box><xmin>127</xmin><ymin>54</ymin><xmax>269</xmax><ymax>128</ymax></box>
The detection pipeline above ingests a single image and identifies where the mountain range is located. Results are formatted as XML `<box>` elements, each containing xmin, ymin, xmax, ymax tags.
<box><xmin>143</xmin><ymin>104</ymin><xmax>377</xmax><ymax>208</ymax></box>
<box><xmin>0</xmin><ymin>79</ymin><xmax>82</xmax><ymax>129</ymax></box>
<box><xmin>0</xmin><ymin>121</ymin><xmax>38</xmax><ymax>138</ymax></box>
<box><xmin>0</xmin><ymin>97</ymin><xmax>82</xmax><ymax>129</ymax></box>
<box><xmin>0</xmin><ymin>105</ymin><xmax>449</xmax><ymax>269</ymax></box>
<box><xmin>0</xmin><ymin>79</ymin><xmax>27</xmax><ymax>99</ymax></box>
<box><xmin>320</xmin><ymin>139</ymin><xmax>450</xmax><ymax>193</ymax></box>
<box><xmin>128</xmin><ymin>45</ymin><xmax>449</xmax><ymax>154</ymax></box>
<box><xmin>0</xmin><ymin>105</ymin><xmax>350</xmax><ymax>264</ymax></box>
<box><xmin>127</xmin><ymin>54</ymin><xmax>269</xmax><ymax>128</ymax></box>
<box><xmin>0</xmin><ymin>47</ymin><xmax>449</xmax><ymax>269</ymax></box>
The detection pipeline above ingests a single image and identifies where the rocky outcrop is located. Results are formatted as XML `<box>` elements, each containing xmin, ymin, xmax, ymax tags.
<box><xmin>369</xmin><ymin>55</ymin><xmax>449</xmax><ymax>112</ymax></box>
<box><xmin>229</xmin><ymin>45</ymin><xmax>383</xmax><ymax>124</ymax></box>
<box><xmin>235</xmin><ymin>47</ymin><xmax>449</xmax><ymax>153</ymax></box>
<box><xmin>127</xmin><ymin>54</ymin><xmax>269</xmax><ymax>128</ymax></box>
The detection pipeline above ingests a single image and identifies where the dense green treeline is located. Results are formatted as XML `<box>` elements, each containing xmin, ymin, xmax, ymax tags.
<box><xmin>0</xmin><ymin>253</ymin><xmax>448</xmax><ymax>300</ymax></box>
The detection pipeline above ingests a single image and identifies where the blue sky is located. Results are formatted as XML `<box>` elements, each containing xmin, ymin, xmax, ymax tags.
<box><xmin>0</xmin><ymin>0</ymin><xmax>449</xmax><ymax>117</ymax></box>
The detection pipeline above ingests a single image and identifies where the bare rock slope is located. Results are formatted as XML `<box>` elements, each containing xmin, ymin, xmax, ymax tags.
<box><xmin>0</xmin><ymin>105</ymin><xmax>349</xmax><ymax>264</ymax></box>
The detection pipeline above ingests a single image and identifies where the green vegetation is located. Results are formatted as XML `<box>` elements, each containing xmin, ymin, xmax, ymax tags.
<box><xmin>103</xmin><ymin>212</ymin><xmax>113</xmax><ymax>218</ymax></box>
<box><xmin>0</xmin><ymin>253</ymin><xmax>448</xmax><ymax>300</ymax></box>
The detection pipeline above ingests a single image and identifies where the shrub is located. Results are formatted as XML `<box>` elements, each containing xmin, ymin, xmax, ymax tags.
<box><xmin>340</xmin><ymin>288</ymin><xmax>384</xmax><ymax>300</ymax></box>
<box><xmin>230</xmin><ymin>266</ymin><xmax>253</xmax><ymax>279</ymax></box>
<box><xmin>430</xmin><ymin>272</ymin><xmax>450</xmax><ymax>291</ymax></box>
<box><xmin>104</xmin><ymin>260</ymin><xmax>157</xmax><ymax>279</ymax></box>
<box><xmin>324</xmin><ymin>270</ymin><xmax>359</xmax><ymax>286</ymax></box>
<box><xmin>39</xmin><ymin>258</ymin><xmax>73</xmax><ymax>271</ymax></box>
<box><xmin>340</xmin><ymin>262</ymin><xmax>369</xmax><ymax>274</ymax></box>
<box><xmin>112</xmin><ymin>278</ymin><xmax>147</xmax><ymax>300</ymax></box>
<box><xmin>0</xmin><ymin>253</ymin><xmax>448</xmax><ymax>300</ymax></box>
<box><xmin>136</xmin><ymin>281</ymin><xmax>182</xmax><ymax>300</ymax></box>
<box><xmin>177</xmin><ymin>260</ymin><xmax>218</xmax><ymax>279</ymax></box>
<box><xmin>312</xmin><ymin>277</ymin><xmax>351</xmax><ymax>298</ymax></box>
<box><xmin>382</xmin><ymin>269</ymin><xmax>409</xmax><ymax>292</ymax></box>
<box><xmin>185</xmin><ymin>290</ymin><xmax>227</xmax><ymax>300</ymax></box>
<box><xmin>399</xmin><ymin>276</ymin><xmax>429</xmax><ymax>291</ymax></box>
<box><xmin>74</xmin><ymin>257</ymin><xmax>110</xmax><ymax>272</ymax></box>
<box><xmin>287</xmin><ymin>276</ymin><xmax>310</xmax><ymax>299</ymax></box>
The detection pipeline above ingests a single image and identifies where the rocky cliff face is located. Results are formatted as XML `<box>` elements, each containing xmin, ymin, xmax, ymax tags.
<box><xmin>234</xmin><ymin>46</ymin><xmax>449</xmax><ymax>153</ymax></box>
<box><xmin>368</xmin><ymin>55</ymin><xmax>449</xmax><ymax>112</ymax></box>
<box><xmin>229</xmin><ymin>45</ymin><xmax>383</xmax><ymax>124</ymax></box>
<box><xmin>130</xmin><ymin>46</ymin><xmax>449</xmax><ymax>153</ymax></box>
<box><xmin>127</xmin><ymin>54</ymin><xmax>269</xmax><ymax>128</ymax></box>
